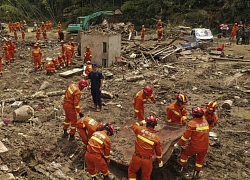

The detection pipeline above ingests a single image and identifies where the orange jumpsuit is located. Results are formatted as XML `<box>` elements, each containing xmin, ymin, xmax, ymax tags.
<box><xmin>157</xmin><ymin>28</ymin><xmax>164</xmax><ymax>41</ymax></box>
<box><xmin>230</xmin><ymin>25</ymin><xmax>238</xmax><ymax>39</ymax></box>
<box><xmin>76</xmin><ymin>117</ymin><xmax>100</xmax><ymax>145</ymax></box>
<box><xmin>66</xmin><ymin>44</ymin><xmax>73</xmax><ymax>66</ymax></box>
<box><xmin>36</xmin><ymin>29</ymin><xmax>41</xmax><ymax>41</ymax></box>
<box><xmin>166</xmin><ymin>101</ymin><xmax>188</xmax><ymax>125</ymax></box>
<box><xmin>63</xmin><ymin>84</ymin><xmax>82</xmax><ymax>135</ymax></box>
<box><xmin>57</xmin><ymin>56</ymin><xmax>65</xmax><ymax>67</ymax></box>
<box><xmin>84</xmin><ymin>49</ymin><xmax>92</xmax><ymax>62</ymax></box>
<box><xmin>85</xmin><ymin>64</ymin><xmax>93</xmax><ymax>76</ymax></box>
<box><xmin>204</xmin><ymin>110</ymin><xmax>218</xmax><ymax>130</ymax></box>
<box><xmin>61</xmin><ymin>43</ymin><xmax>67</xmax><ymax>62</ymax></box>
<box><xmin>132</xmin><ymin>89</ymin><xmax>156</xmax><ymax>121</ymax></box>
<box><xmin>21</xmin><ymin>29</ymin><xmax>25</xmax><ymax>41</ymax></box>
<box><xmin>32</xmin><ymin>46</ymin><xmax>42</xmax><ymax>68</ymax></box>
<box><xmin>128</xmin><ymin>122</ymin><xmax>163</xmax><ymax>180</ymax></box>
<box><xmin>49</xmin><ymin>21</ymin><xmax>52</xmax><ymax>30</ymax></box>
<box><xmin>85</xmin><ymin>130</ymin><xmax>111</xmax><ymax>178</ymax></box>
<box><xmin>42</xmin><ymin>30</ymin><xmax>48</xmax><ymax>40</ymax></box>
<box><xmin>45</xmin><ymin>61</ymin><xmax>55</xmax><ymax>73</ymax></box>
<box><xmin>46</xmin><ymin>21</ymin><xmax>49</xmax><ymax>31</ymax></box>
<box><xmin>177</xmin><ymin>117</ymin><xmax>209</xmax><ymax>171</ymax></box>
<box><xmin>9</xmin><ymin>41</ymin><xmax>16</xmax><ymax>61</ymax></box>
<box><xmin>2</xmin><ymin>43</ymin><xmax>11</xmax><ymax>63</ymax></box>
<box><xmin>156</xmin><ymin>21</ymin><xmax>162</xmax><ymax>29</ymax></box>
<box><xmin>141</xmin><ymin>27</ymin><xmax>146</xmax><ymax>40</ymax></box>
<box><xmin>41</xmin><ymin>23</ymin><xmax>45</xmax><ymax>31</ymax></box>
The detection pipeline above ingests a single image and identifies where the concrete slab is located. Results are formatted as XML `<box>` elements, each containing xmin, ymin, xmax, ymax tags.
<box><xmin>0</xmin><ymin>141</ymin><xmax>8</xmax><ymax>153</ymax></box>
<box><xmin>59</xmin><ymin>68</ymin><xmax>84</xmax><ymax>78</ymax></box>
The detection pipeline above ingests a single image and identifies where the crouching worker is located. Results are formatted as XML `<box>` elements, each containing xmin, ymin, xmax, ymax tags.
<box><xmin>84</xmin><ymin>123</ymin><xmax>114</xmax><ymax>180</ymax></box>
<box><xmin>45</xmin><ymin>59</ymin><xmax>56</xmax><ymax>75</ymax></box>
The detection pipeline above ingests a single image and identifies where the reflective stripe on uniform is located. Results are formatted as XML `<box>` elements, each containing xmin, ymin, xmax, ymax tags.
<box><xmin>91</xmin><ymin>136</ymin><xmax>103</xmax><ymax>144</ymax></box>
<box><xmin>181</xmin><ymin>136</ymin><xmax>187</xmax><ymax>141</ymax></box>
<box><xmin>70</xmin><ymin>126</ymin><xmax>76</xmax><ymax>129</ymax></box>
<box><xmin>180</xmin><ymin>158</ymin><xmax>187</xmax><ymax>163</ymax></box>
<box><xmin>63</xmin><ymin>122</ymin><xmax>70</xmax><ymax>125</ymax></box>
<box><xmin>68</xmin><ymin>87</ymin><xmax>73</xmax><ymax>94</ymax></box>
<box><xmin>150</xmin><ymin>94</ymin><xmax>153</xmax><ymax>97</ymax></box>
<box><xmin>134</xmin><ymin>109</ymin><xmax>139</xmax><ymax>113</ymax></box>
<box><xmin>104</xmin><ymin>155</ymin><xmax>110</xmax><ymax>158</ymax></box>
<box><xmin>129</xmin><ymin>178</ymin><xmax>136</xmax><ymax>180</ymax></box>
<box><xmin>142</xmin><ymin>99</ymin><xmax>147</xmax><ymax>102</ymax></box>
<box><xmin>156</xmin><ymin>155</ymin><xmax>162</xmax><ymax>158</ymax></box>
<box><xmin>137</xmin><ymin>134</ymin><xmax>154</xmax><ymax>145</ymax></box>
<box><xmin>136</xmin><ymin>122</ymin><xmax>140</xmax><ymax>126</ymax></box>
<box><xmin>195</xmin><ymin>163</ymin><xmax>203</xmax><ymax>168</ymax></box>
<box><xmin>182</xmin><ymin>116</ymin><xmax>187</xmax><ymax>120</ymax></box>
<box><xmin>196</xmin><ymin>126</ymin><xmax>209</xmax><ymax>131</ymax></box>
<box><xmin>173</xmin><ymin>110</ymin><xmax>180</xmax><ymax>116</ymax></box>
<box><xmin>75</xmin><ymin>105</ymin><xmax>80</xmax><ymax>109</ymax></box>
<box><xmin>167</xmin><ymin>119</ymin><xmax>172</xmax><ymax>122</ymax></box>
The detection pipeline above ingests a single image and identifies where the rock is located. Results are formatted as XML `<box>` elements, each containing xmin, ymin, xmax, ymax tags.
<box><xmin>13</xmin><ymin>105</ymin><xmax>35</xmax><ymax>122</ymax></box>
<box><xmin>0</xmin><ymin>173</ymin><xmax>15</xmax><ymax>180</ymax></box>
<box><xmin>39</xmin><ymin>81</ymin><xmax>51</xmax><ymax>90</ymax></box>
<box><xmin>101</xmin><ymin>90</ymin><xmax>114</xmax><ymax>99</ymax></box>
<box><xmin>222</xmin><ymin>100</ymin><xmax>233</xmax><ymax>109</ymax></box>
<box><xmin>10</xmin><ymin>101</ymin><xmax>23</xmax><ymax>108</ymax></box>
<box><xmin>31</xmin><ymin>91</ymin><xmax>47</xmax><ymax>98</ymax></box>
<box><xmin>0</xmin><ymin>141</ymin><xmax>8</xmax><ymax>153</ymax></box>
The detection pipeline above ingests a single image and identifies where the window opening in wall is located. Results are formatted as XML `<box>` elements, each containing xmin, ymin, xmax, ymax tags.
<box><xmin>103</xmin><ymin>42</ymin><xmax>107</xmax><ymax>53</ymax></box>
<box><xmin>102</xmin><ymin>58</ymin><xmax>107</xmax><ymax>67</ymax></box>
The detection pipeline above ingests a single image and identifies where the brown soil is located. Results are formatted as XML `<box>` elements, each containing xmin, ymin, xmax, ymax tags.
<box><xmin>0</xmin><ymin>29</ymin><xmax>249</xmax><ymax>180</ymax></box>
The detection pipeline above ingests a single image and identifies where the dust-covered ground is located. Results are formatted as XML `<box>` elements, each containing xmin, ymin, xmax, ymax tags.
<box><xmin>0</xmin><ymin>29</ymin><xmax>249</xmax><ymax>180</ymax></box>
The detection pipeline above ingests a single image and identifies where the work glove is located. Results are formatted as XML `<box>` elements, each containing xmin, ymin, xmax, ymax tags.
<box><xmin>207</xmin><ymin>119</ymin><xmax>214</xmax><ymax>125</ymax></box>
<box><xmin>174</xmin><ymin>143</ymin><xmax>180</xmax><ymax>149</ymax></box>
<box><xmin>158</xmin><ymin>161</ymin><xmax>163</xmax><ymax>168</ymax></box>
<box><xmin>79</xmin><ymin>112</ymin><xmax>84</xmax><ymax>118</ymax></box>
<box><xmin>182</xmin><ymin>121</ymin><xmax>187</xmax><ymax>126</ymax></box>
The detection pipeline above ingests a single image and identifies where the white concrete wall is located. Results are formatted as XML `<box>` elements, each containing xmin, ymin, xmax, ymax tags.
<box><xmin>80</xmin><ymin>32</ymin><xmax>121</xmax><ymax>67</ymax></box>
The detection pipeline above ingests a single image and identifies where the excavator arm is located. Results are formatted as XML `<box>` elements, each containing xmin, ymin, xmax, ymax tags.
<box><xmin>82</xmin><ymin>11</ymin><xmax>114</xmax><ymax>30</ymax></box>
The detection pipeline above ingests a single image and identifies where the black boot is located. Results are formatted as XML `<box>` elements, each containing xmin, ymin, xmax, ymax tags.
<box><xmin>69</xmin><ymin>134</ymin><xmax>75</xmax><ymax>141</ymax></box>
<box><xmin>192</xmin><ymin>170</ymin><xmax>201</xmax><ymax>179</ymax></box>
<box><xmin>61</xmin><ymin>130</ymin><xmax>68</xmax><ymax>138</ymax></box>
<box><xmin>103</xmin><ymin>175</ymin><xmax>110</xmax><ymax>180</ymax></box>
<box><xmin>91</xmin><ymin>177</ymin><xmax>97</xmax><ymax>180</ymax></box>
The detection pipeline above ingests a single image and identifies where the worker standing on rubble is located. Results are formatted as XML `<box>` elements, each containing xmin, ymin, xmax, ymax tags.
<box><xmin>21</xmin><ymin>28</ymin><xmax>25</xmax><ymax>41</ymax></box>
<box><xmin>76</xmin><ymin>116</ymin><xmax>105</xmax><ymax>149</ymax></box>
<box><xmin>31</xmin><ymin>43</ymin><xmax>42</xmax><ymax>70</ymax></box>
<box><xmin>60</xmin><ymin>40</ymin><xmax>66</xmax><ymax>63</ymax></box>
<box><xmin>65</xmin><ymin>42</ymin><xmax>73</xmax><ymax>67</ymax></box>
<box><xmin>157</xmin><ymin>26</ymin><xmax>164</xmax><ymax>42</ymax></box>
<box><xmin>204</xmin><ymin>101</ymin><xmax>219</xmax><ymax>130</ymax></box>
<box><xmin>62</xmin><ymin>79</ymin><xmax>88</xmax><ymax>140</ymax></box>
<box><xmin>85</xmin><ymin>61</ymin><xmax>93</xmax><ymax>76</ymax></box>
<box><xmin>174</xmin><ymin>106</ymin><xmax>209</xmax><ymax>179</ymax></box>
<box><xmin>166</xmin><ymin>93</ymin><xmax>188</xmax><ymax>125</ymax></box>
<box><xmin>132</xmin><ymin>86</ymin><xmax>156</xmax><ymax>121</ymax></box>
<box><xmin>14</xmin><ymin>29</ymin><xmax>18</xmax><ymax>41</ymax></box>
<box><xmin>230</xmin><ymin>23</ymin><xmax>238</xmax><ymax>40</ymax></box>
<box><xmin>69</xmin><ymin>37</ymin><xmax>75</xmax><ymax>57</ymax></box>
<box><xmin>128</xmin><ymin>115</ymin><xmax>163</xmax><ymax>180</ymax></box>
<box><xmin>141</xmin><ymin>25</ymin><xmax>146</xmax><ymax>40</ymax></box>
<box><xmin>2</xmin><ymin>39</ymin><xmax>11</xmax><ymax>65</ymax></box>
<box><xmin>156</xmin><ymin>19</ymin><xmax>162</xmax><ymax>29</ymax></box>
<box><xmin>8</xmin><ymin>38</ymin><xmax>16</xmax><ymax>63</ymax></box>
<box><xmin>36</xmin><ymin>27</ymin><xmax>41</xmax><ymax>41</ymax></box>
<box><xmin>84</xmin><ymin>46</ymin><xmax>92</xmax><ymax>63</ymax></box>
<box><xmin>84</xmin><ymin>123</ymin><xmax>114</xmax><ymax>180</ymax></box>
<box><xmin>88</xmin><ymin>63</ymin><xmax>104</xmax><ymax>111</ymax></box>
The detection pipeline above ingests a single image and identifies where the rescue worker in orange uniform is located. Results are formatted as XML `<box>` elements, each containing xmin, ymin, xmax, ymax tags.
<box><xmin>14</xmin><ymin>29</ymin><xmax>18</xmax><ymax>41</ymax></box>
<box><xmin>76</xmin><ymin>116</ymin><xmax>104</xmax><ymax>149</ymax></box>
<box><xmin>56</xmin><ymin>54</ymin><xmax>65</xmax><ymax>68</ymax></box>
<box><xmin>8</xmin><ymin>38</ymin><xmax>16</xmax><ymax>62</ymax></box>
<box><xmin>132</xmin><ymin>86</ymin><xmax>156</xmax><ymax>121</ymax></box>
<box><xmin>42</xmin><ymin>30</ymin><xmax>48</xmax><ymax>40</ymax></box>
<box><xmin>174</xmin><ymin>106</ymin><xmax>209</xmax><ymax>179</ymax></box>
<box><xmin>41</xmin><ymin>22</ymin><xmax>45</xmax><ymax>31</ymax></box>
<box><xmin>36</xmin><ymin>27</ymin><xmax>41</xmax><ymax>41</ymax></box>
<box><xmin>157</xmin><ymin>26</ymin><xmax>164</xmax><ymax>42</ymax></box>
<box><xmin>85</xmin><ymin>61</ymin><xmax>93</xmax><ymax>76</ymax></box>
<box><xmin>65</xmin><ymin>42</ymin><xmax>74</xmax><ymax>67</ymax></box>
<box><xmin>31</xmin><ymin>43</ymin><xmax>42</xmax><ymax>70</ymax></box>
<box><xmin>166</xmin><ymin>93</ymin><xmax>188</xmax><ymax>125</ymax></box>
<box><xmin>84</xmin><ymin>46</ymin><xmax>92</xmax><ymax>63</ymax></box>
<box><xmin>84</xmin><ymin>123</ymin><xmax>114</xmax><ymax>180</ymax></box>
<box><xmin>61</xmin><ymin>40</ymin><xmax>67</xmax><ymax>63</ymax></box>
<box><xmin>204</xmin><ymin>101</ymin><xmax>219</xmax><ymax>130</ymax></box>
<box><xmin>21</xmin><ymin>28</ymin><xmax>25</xmax><ymax>41</ymax></box>
<box><xmin>57</xmin><ymin>22</ymin><xmax>62</xmax><ymax>30</ymax></box>
<box><xmin>156</xmin><ymin>19</ymin><xmax>163</xmax><ymax>29</ymax></box>
<box><xmin>62</xmin><ymin>79</ymin><xmax>88</xmax><ymax>140</ymax></box>
<box><xmin>230</xmin><ymin>23</ymin><xmax>238</xmax><ymax>40</ymax></box>
<box><xmin>141</xmin><ymin>25</ymin><xmax>145</xmax><ymax>40</ymax></box>
<box><xmin>0</xmin><ymin>54</ymin><xmax>2</xmax><ymax>76</ymax></box>
<box><xmin>69</xmin><ymin>37</ymin><xmax>75</xmax><ymax>57</ymax></box>
<box><xmin>45</xmin><ymin>60</ymin><xmax>56</xmax><ymax>75</ymax></box>
<box><xmin>128</xmin><ymin>115</ymin><xmax>163</xmax><ymax>180</ymax></box>
<box><xmin>2</xmin><ymin>39</ymin><xmax>11</xmax><ymax>64</ymax></box>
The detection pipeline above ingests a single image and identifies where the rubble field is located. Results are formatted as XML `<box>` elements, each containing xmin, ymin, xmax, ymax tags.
<box><xmin>0</xmin><ymin>29</ymin><xmax>250</xmax><ymax>180</ymax></box>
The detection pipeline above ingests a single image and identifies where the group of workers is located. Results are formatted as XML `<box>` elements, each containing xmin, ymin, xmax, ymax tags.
<box><xmin>141</xmin><ymin>19</ymin><xmax>164</xmax><ymax>42</ymax></box>
<box><xmin>61</xmin><ymin>77</ymin><xmax>219</xmax><ymax>180</ymax></box>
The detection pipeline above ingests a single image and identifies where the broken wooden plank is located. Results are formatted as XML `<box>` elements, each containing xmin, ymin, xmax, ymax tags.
<box><xmin>59</xmin><ymin>68</ymin><xmax>84</xmax><ymax>77</ymax></box>
<box><xmin>162</xmin><ymin>48</ymin><xmax>181</xmax><ymax>59</ymax></box>
<box><xmin>210</xmin><ymin>56</ymin><xmax>250</xmax><ymax>62</ymax></box>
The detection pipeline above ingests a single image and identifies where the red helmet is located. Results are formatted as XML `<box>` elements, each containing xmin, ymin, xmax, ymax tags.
<box><xmin>87</xmin><ymin>61</ymin><xmax>91</xmax><ymax>65</ymax></box>
<box><xmin>78</xmin><ymin>79</ymin><xmax>88</xmax><ymax>90</ymax></box>
<box><xmin>192</xmin><ymin>106</ymin><xmax>205</xmax><ymax>117</ymax></box>
<box><xmin>206</xmin><ymin>101</ymin><xmax>218</xmax><ymax>111</ymax></box>
<box><xmin>143</xmin><ymin>86</ymin><xmax>153</xmax><ymax>96</ymax></box>
<box><xmin>176</xmin><ymin>93</ymin><xmax>188</xmax><ymax>103</ymax></box>
<box><xmin>102</xmin><ymin>123</ymin><xmax>114</xmax><ymax>136</ymax></box>
<box><xmin>146</xmin><ymin>115</ymin><xmax>158</xmax><ymax>124</ymax></box>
